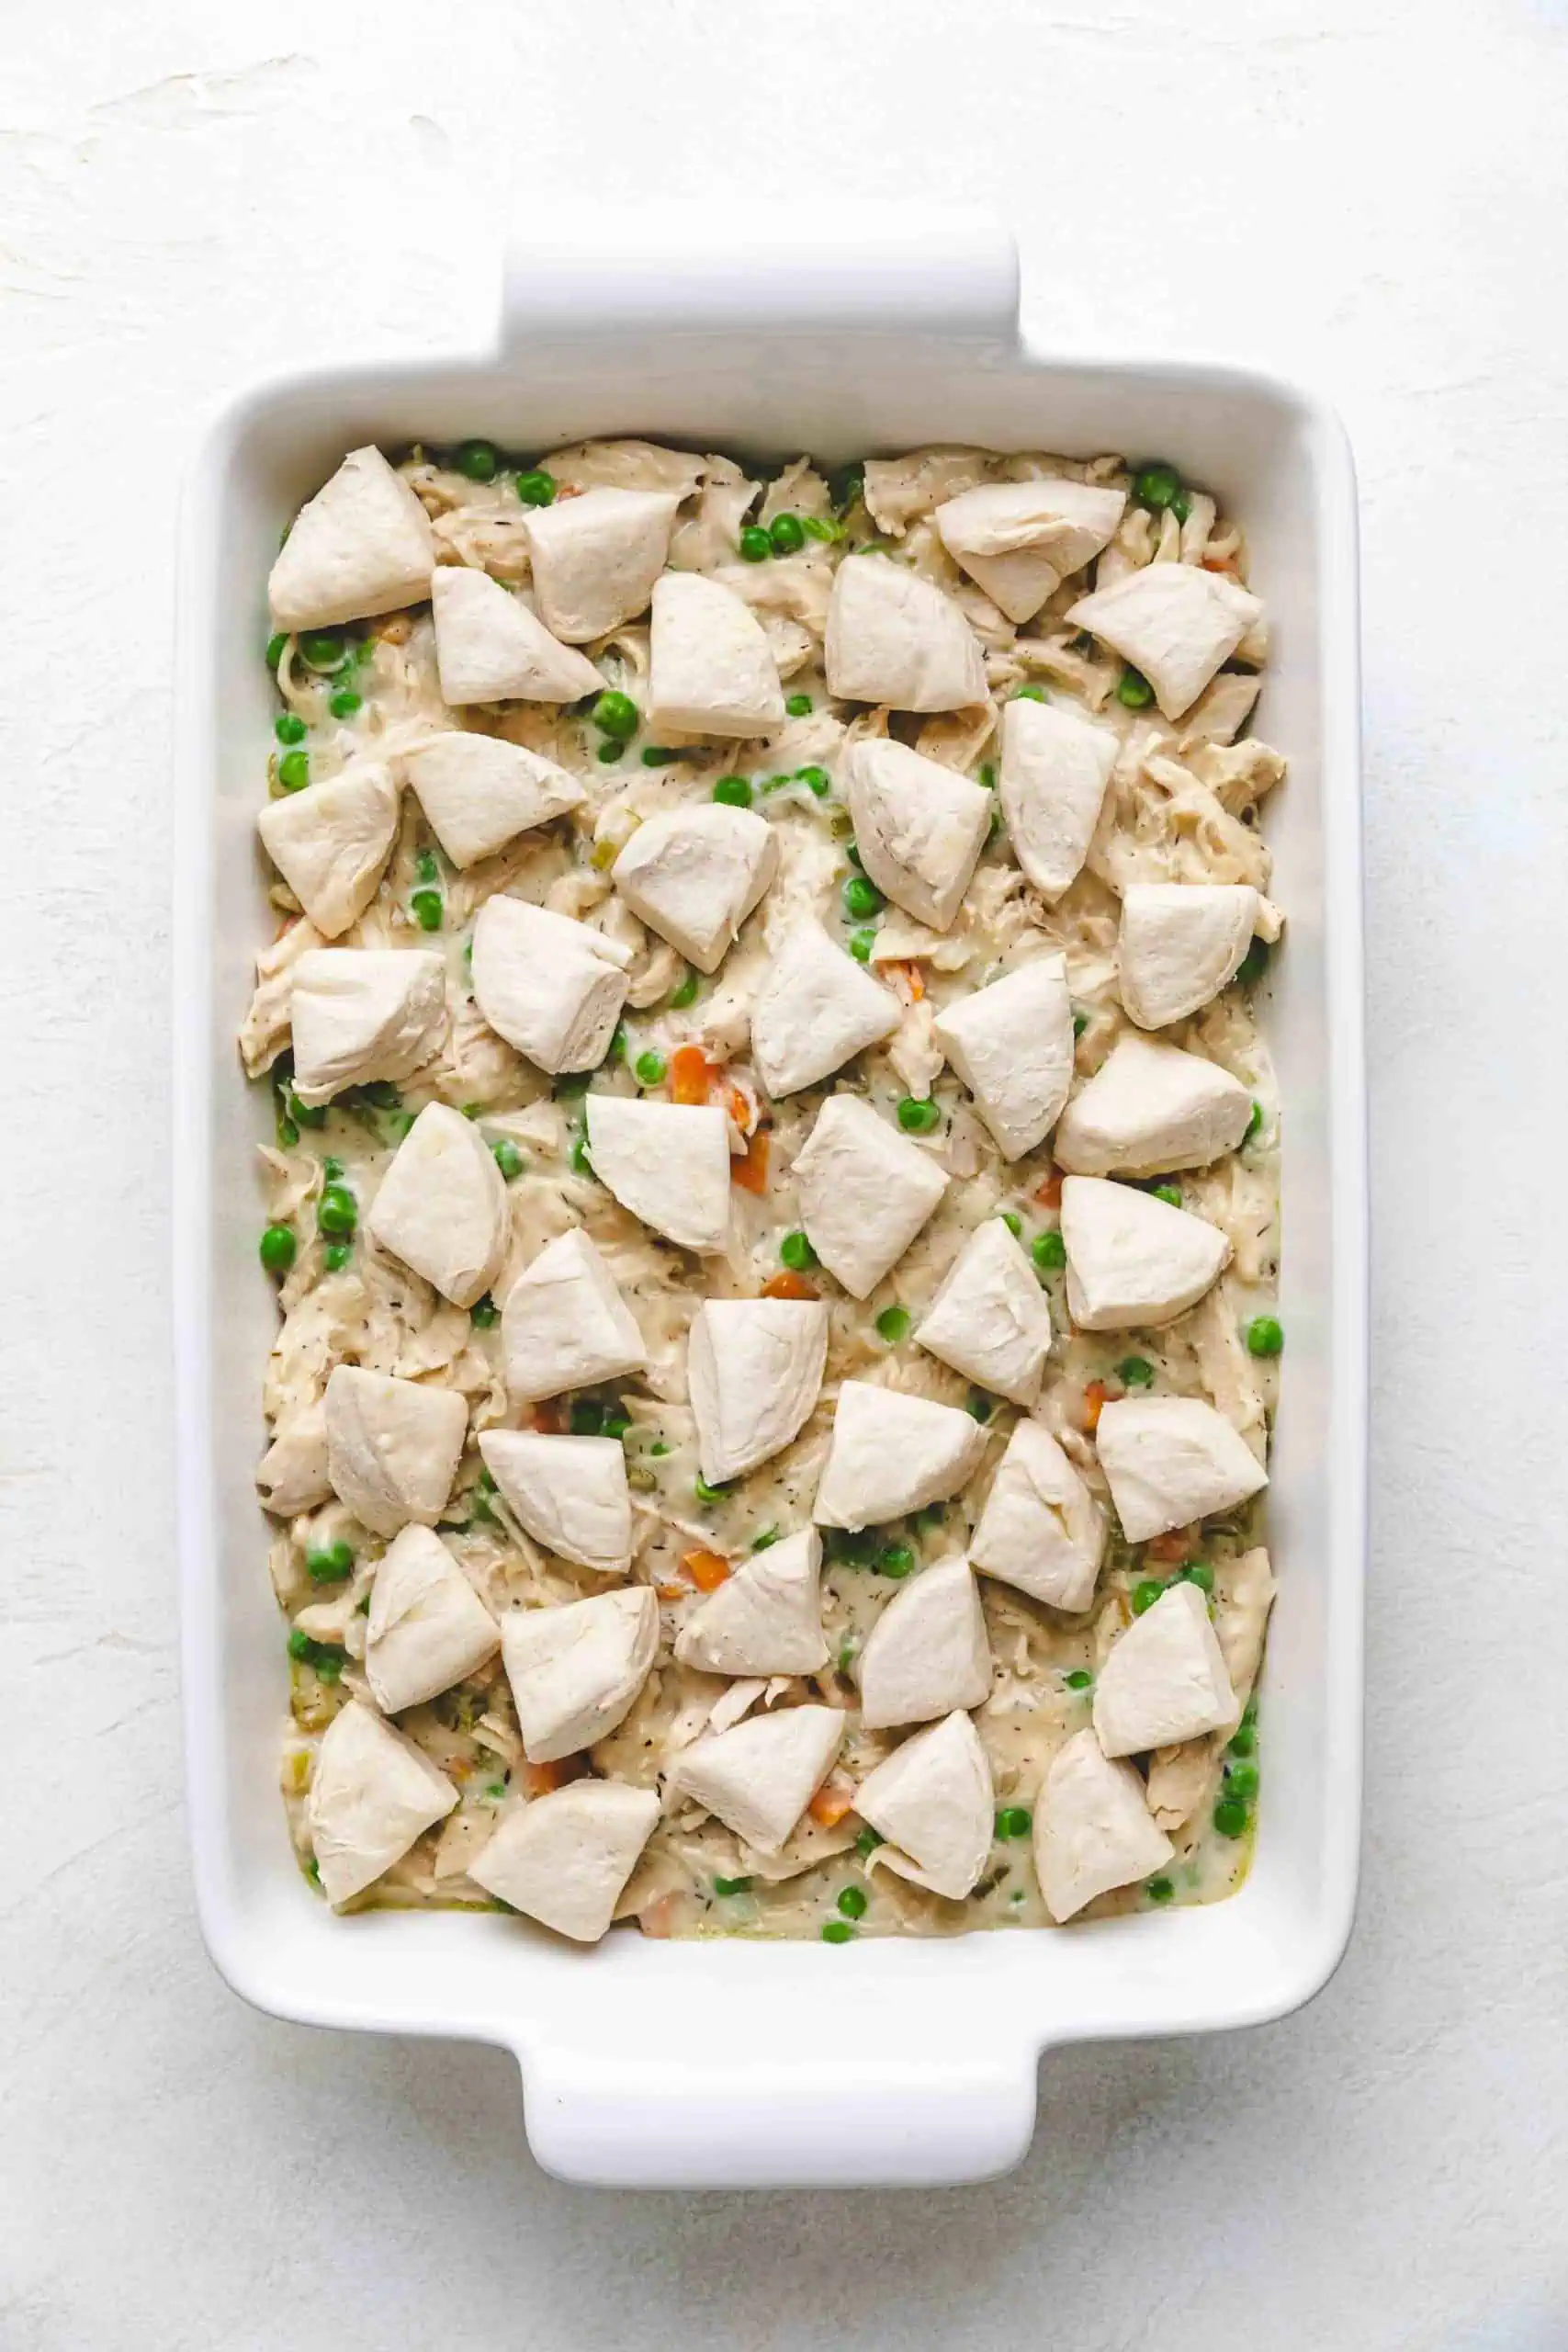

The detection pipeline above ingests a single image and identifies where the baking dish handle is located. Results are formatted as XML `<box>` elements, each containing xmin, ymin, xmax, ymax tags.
<box><xmin>513</xmin><ymin>2029</ymin><xmax>1039</xmax><ymax>2189</ymax></box>
<box><xmin>502</xmin><ymin>203</ymin><xmax>1019</xmax><ymax>346</ymax></box>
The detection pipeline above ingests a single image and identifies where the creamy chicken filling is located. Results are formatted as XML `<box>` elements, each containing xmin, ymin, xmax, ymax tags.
<box><xmin>250</xmin><ymin>437</ymin><xmax>1282</xmax><ymax>1941</ymax></box>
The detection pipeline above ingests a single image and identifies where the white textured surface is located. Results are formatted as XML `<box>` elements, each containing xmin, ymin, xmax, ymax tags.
<box><xmin>4</xmin><ymin>1</ymin><xmax>1565</xmax><ymax>2344</ymax></box>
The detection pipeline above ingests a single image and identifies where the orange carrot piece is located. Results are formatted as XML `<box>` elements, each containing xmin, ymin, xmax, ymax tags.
<box><xmin>808</xmin><ymin>1780</ymin><xmax>855</xmax><ymax>1828</ymax></box>
<box><xmin>682</xmin><ymin>1548</ymin><xmax>732</xmax><ymax>1592</ymax></box>
<box><xmin>1082</xmin><ymin>1379</ymin><xmax>1109</xmax><ymax>1433</ymax></box>
<box><xmin>1146</xmin><ymin>1527</ymin><xmax>1194</xmax><ymax>1564</ymax></box>
<box><xmin>532</xmin><ymin>1400</ymin><xmax>565</xmax><ymax>1435</ymax></box>
<box><xmin>1034</xmin><ymin>1170</ymin><xmax>1063</xmax><ymax>1209</ymax></box>
<box><xmin>671</xmin><ymin>1044</ymin><xmax>714</xmax><ymax>1104</ymax></box>
<box><xmin>655</xmin><ymin>1581</ymin><xmax>689</xmax><ymax>1602</ymax></box>
<box><xmin>523</xmin><ymin>1759</ymin><xmax>561</xmax><ymax>1798</ymax></box>
<box><xmin>761</xmin><ymin>1268</ymin><xmax>818</xmax><ymax>1301</ymax></box>
<box><xmin>731</xmin><ymin>1128</ymin><xmax>771</xmax><ymax>1195</ymax></box>
<box><xmin>727</xmin><ymin>1085</ymin><xmax>755</xmax><ymax>1135</ymax></box>
<box><xmin>638</xmin><ymin>1891</ymin><xmax>682</xmax><ymax>1938</ymax></box>
<box><xmin>887</xmin><ymin>959</ymin><xmax>925</xmax><ymax>1003</ymax></box>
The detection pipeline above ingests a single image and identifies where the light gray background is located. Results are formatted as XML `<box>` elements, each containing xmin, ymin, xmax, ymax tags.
<box><xmin>4</xmin><ymin>3</ymin><xmax>1564</xmax><ymax>2346</ymax></box>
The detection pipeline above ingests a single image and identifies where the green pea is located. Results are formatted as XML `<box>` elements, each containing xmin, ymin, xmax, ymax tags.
<box><xmin>769</xmin><ymin>513</ymin><xmax>806</xmax><ymax>555</ymax></box>
<box><xmin>1246</xmin><ymin>1316</ymin><xmax>1284</xmax><ymax>1358</ymax></box>
<box><xmin>847</xmin><ymin>926</ymin><xmax>875</xmax><ymax>963</ymax></box>
<box><xmin>1118</xmin><ymin>1355</ymin><xmax>1155</xmax><ymax>1387</ymax></box>
<box><xmin>604</xmin><ymin>1024</ymin><xmax>627</xmax><ymax>1064</ymax></box>
<box><xmin>1169</xmin><ymin>488</ymin><xmax>1192</xmax><ymax>523</ymax></box>
<box><xmin>994</xmin><ymin>1806</ymin><xmax>1032</xmax><ymax>1840</ymax></box>
<box><xmin>714</xmin><ymin>1875</ymin><xmax>752</xmax><ymax>1897</ymax></box>
<box><xmin>875</xmin><ymin>1306</ymin><xmax>909</xmax><ymax>1344</ymax></box>
<box><xmin>1225</xmin><ymin>1762</ymin><xmax>1260</xmax><ymax>1802</ymax></box>
<box><xmin>784</xmin><ymin>691</ymin><xmax>813</xmax><ymax>717</ymax></box>
<box><xmin>641</xmin><ymin>746</ymin><xmax>680</xmax><ymax>766</ymax></box>
<box><xmin>265</xmin><ymin>632</ymin><xmax>288</xmax><ymax>672</ymax></box>
<box><xmin>322</xmin><ymin>1242</ymin><xmax>352</xmax><ymax>1272</ymax></box>
<box><xmin>966</xmin><ymin>1391</ymin><xmax>993</xmax><ymax>1423</ymax></box>
<box><xmin>739</xmin><ymin>526</ymin><xmax>773</xmax><ymax>562</ymax></box>
<box><xmin>415</xmin><ymin>850</ymin><xmax>439</xmax><ymax>885</ymax></box>
<box><xmin>595</xmin><ymin>741</ymin><xmax>622</xmax><ymax>765</ymax></box>
<box><xmin>775</xmin><ymin>1232</ymin><xmax>816</xmax><ymax>1276</ymax></box>
<box><xmin>258</xmin><ymin>1223</ymin><xmax>296</xmax><ymax>1275</ymax></box>
<box><xmin>1245</xmin><ymin>1101</ymin><xmax>1264</xmax><ymax>1143</ymax></box>
<box><xmin>306</xmin><ymin>1544</ymin><xmax>353</xmax><ymax>1584</ymax></box>
<box><xmin>604</xmin><ymin>1414</ymin><xmax>631</xmax><ymax>1442</ymax></box>
<box><xmin>1179</xmin><ymin>1562</ymin><xmax>1215</xmax><ymax>1594</ymax></box>
<box><xmin>455</xmin><ymin>438</ymin><xmax>501</xmax><ymax>481</ymax></box>
<box><xmin>1032</xmin><ymin>1229</ymin><xmax>1066</xmax><ymax>1272</ymax></box>
<box><xmin>299</xmin><ymin>629</ymin><xmax>347</xmax><ymax>672</ymax></box>
<box><xmin>1073</xmin><ymin>1012</ymin><xmax>1089</xmax><ymax>1038</ymax></box>
<box><xmin>570</xmin><ymin>1398</ymin><xmax>604</xmax><ymax>1435</ymax></box>
<box><xmin>750</xmin><ymin>1527</ymin><xmax>780</xmax><ymax>1552</ymax></box>
<box><xmin>277</xmin><ymin>749</ymin><xmax>310</xmax><ymax>792</ymax></box>
<box><xmin>1012</xmin><ymin>684</ymin><xmax>1047</xmax><ymax>703</ymax></box>
<box><xmin>802</xmin><ymin>515</ymin><xmax>844</xmax><ymax>542</ymax></box>
<box><xmin>634</xmin><ymin>1050</ymin><xmax>667</xmax><ymax>1086</ymax></box>
<box><xmin>492</xmin><ymin>1138</ymin><xmax>524</xmax><ymax>1181</ymax></box>
<box><xmin>1131</xmin><ymin>1578</ymin><xmax>1165</xmax><ymax>1615</ymax></box>
<box><xmin>470</xmin><ymin>1295</ymin><xmax>499</xmax><ymax>1329</ymax></box>
<box><xmin>1236</xmin><ymin>938</ymin><xmax>1269</xmax><ymax>988</ymax></box>
<box><xmin>1134</xmin><ymin>461</ymin><xmax>1183</xmax><ymax>511</ymax></box>
<box><xmin>275</xmin><ymin>711</ymin><xmax>307</xmax><ymax>746</ymax></box>
<box><xmin>977</xmin><ymin>762</ymin><xmax>997</xmax><ymax>788</ymax></box>
<box><xmin>999</xmin><ymin>1211</ymin><xmax>1022</xmax><ymax>1238</ymax></box>
<box><xmin>821</xmin><ymin>1919</ymin><xmax>855</xmax><ymax>1943</ymax></box>
<box><xmin>1213</xmin><ymin>1795</ymin><xmax>1249</xmax><ymax>1839</ymax></box>
<box><xmin>554</xmin><ymin>1069</ymin><xmax>592</xmax><ymax>1099</ymax></box>
<box><xmin>668</xmin><ymin>969</ymin><xmax>698</xmax><ymax>1009</ymax></box>
<box><xmin>855</xmin><ymin>1826</ymin><xmax>885</xmax><ymax>1859</ymax></box>
<box><xmin>842</xmin><ymin>875</ymin><xmax>884</xmax><ymax>922</ymax></box>
<box><xmin>330</xmin><ymin>686</ymin><xmax>362</xmax><ymax>719</ymax></box>
<box><xmin>1227</xmin><ymin>1724</ymin><xmax>1257</xmax><ymax>1758</ymax></box>
<box><xmin>1146</xmin><ymin>1875</ymin><xmax>1176</xmax><ymax>1904</ymax></box>
<box><xmin>1116</xmin><ymin>666</ymin><xmax>1155</xmax><ymax>709</ymax></box>
<box><xmin>317</xmin><ymin>1184</ymin><xmax>357</xmax><ymax>1238</ymax></box>
<box><xmin>694</xmin><ymin>1476</ymin><xmax>729</xmax><ymax>1507</ymax></box>
<box><xmin>592</xmin><ymin>689</ymin><xmax>638</xmax><ymax>741</ymax></box>
<box><xmin>875</xmin><ymin>1544</ymin><xmax>914</xmax><ymax>1579</ymax></box>
<box><xmin>1151</xmin><ymin>1182</ymin><xmax>1182</xmax><ymax>1207</ymax></box>
<box><xmin>288</xmin><ymin>1628</ymin><xmax>344</xmax><ymax>1677</ymax></box>
<box><xmin>795</xmin><ymin>764</ymin><xmax>832</xmax><ymax>797</ymax></box>
<box><xmin>896</xmin><ymin>1097</ymin><xmax>940</xmax><ymax>1135</ymax></box>
<box><xmin>410</xmin><ymin>888</ymin><xmax>443</xmax><ymax>932</ymax></box>
<box><xmin>713</xmin><ymin>774</ymin><xmax>753</xmax><ymax>808</ymax></box>
<box><xmin>836</xmin><ymin>1884</ymin><xmax>868</xmax><ymax>1919</ymax></box>
<box><xmin>514</xmin><ymin>468</ymin><xmax>556</xmax><ymax>506</ymax></box>
<box><xmin>1064</xmin><ymin>1668</ymin><xmax>1093</xmax><ymax>1690</ymax></box>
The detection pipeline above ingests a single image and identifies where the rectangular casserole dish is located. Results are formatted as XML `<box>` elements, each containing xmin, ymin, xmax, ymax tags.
<box><xmin>175</xmin><ymin>206</ymin><xmax>1366</xmax><ymax>2189</ymax></box>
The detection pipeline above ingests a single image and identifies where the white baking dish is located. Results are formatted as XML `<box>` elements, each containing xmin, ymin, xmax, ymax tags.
<box><xmin>174</xmin><ymin>208</ymin><xmax>1366</xmax><ymax>2190</ymax></box>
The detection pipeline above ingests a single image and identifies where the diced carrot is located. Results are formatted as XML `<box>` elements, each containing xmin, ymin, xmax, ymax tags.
<box><xmin>1201</xmin><ymin>554</ymin><xmax>1237</xmax><ymax>574</ymax></box>
<box><xmin>655</xmin><ymin>1582</ymin><xmax>688</xmax><ymax>1602</ymax></box>
<box><xmin>808</xmin><ymin>1780</ymin><xmax>855</xmax><ymax>1828</ymax></box>
<box><xmin>532</xmin><ymin>1400</ymin><xmax>565</xmax><ymax>1434</ymax></box>
<box><xmin>1082</xmin><ymin>1379</ymin><xmax>1109</xmax><ymax>1433</ymax></box>
<box><xmin>887</xmin><ymin>959</ymin><xmax>925</xmax><ymax>1003</ymax></box>
<box><xmin>1146</xmin><ymin>1527</ymin><xmax>1193</xmax><ymax>1564</ymax></box>
<box><xmin>761</xmin><ymin>1268</ymin><xmax>818</xmax><ymax>1301</ymax></box>
<box><xmin>1034</xmin><ymin>1170</ymin><xmax>1063</xmax><ymax>1209</ymax></box>
<box><xmin>671</xmin><ymin>1044</ymin><xmax>714</xmax><ymax>1104</ymax></box>
<box><xmin>376</xmin><ymin>613</ymin><xmax>413</xmax><ymax>645</ymax></box>
<box><xmin>524</xmin><ymin>1758</ymin><xmax>561</xmax><ymax>1797</ymax></box>
<box><xmin>731</xmin><ymin>1128</ymin><xmax>771</xmax><ymax>1195</ymax></box>
<box><xmin>727</xmin><ymin>1085</ymin><xmax>755</xmax><ymax>1135</ymax></box>
<box><xmin>638</xmin><ymin>1891</ymin><xmax>682</xmax><ymax>1938</ymax></box>
<box><xmin>682</xmin><ymin>1548</ymin><xmax>732</xmax><ymax>1592</ymax></box>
